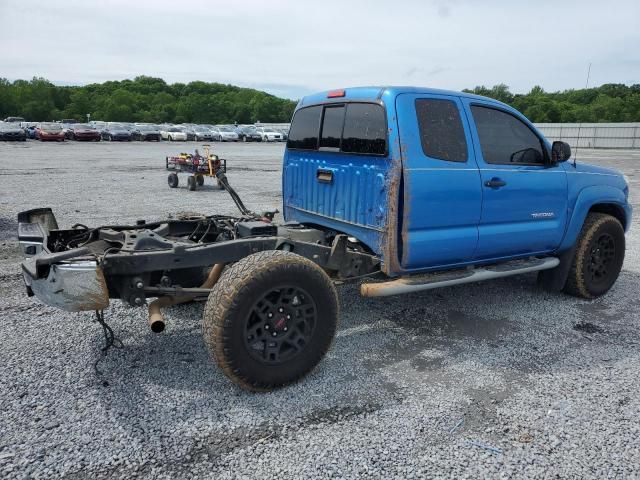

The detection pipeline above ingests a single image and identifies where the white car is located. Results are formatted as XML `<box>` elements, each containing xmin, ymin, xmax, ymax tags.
<box><xmin>215</xmin><ymin>126</ymin><xmax>239</xmax><ymax>142</ymax></box>
<box><xmin>256</xmin><ymin>127</ymin><xmax>283</xmax><ymax>142</ymax></box>
<box><xmin>161</xmin><ymin>127</ymin><xmax>187</xmax><ymax>141</ymax></box>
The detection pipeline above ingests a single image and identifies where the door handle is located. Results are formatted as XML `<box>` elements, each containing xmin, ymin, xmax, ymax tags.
<box><xmin>317</xmin><ymin>169</ymin><xmax>333</xmax><ymax>183</ymax></box>
<box><xmin>484</xmin><ymin>177</ymin><xmax>507</xmax><ymax>188</ymax></box>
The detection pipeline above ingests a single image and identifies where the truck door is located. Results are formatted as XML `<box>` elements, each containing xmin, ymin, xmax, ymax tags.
<box><xmin>395</xmin><ymin>93</ymin><xmax>482</xmax><ymax>270</ymax></box>
<box><xmin>462</xmin><ymin>100</ymin><xmax>568</xmax><ymax>259</ymax></box>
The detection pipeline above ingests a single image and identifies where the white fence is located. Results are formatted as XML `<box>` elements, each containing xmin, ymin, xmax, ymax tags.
<box><xmin>535</xmin><ymin>123</ymin><xmax>640</xmax><ymax>149</ymax></box>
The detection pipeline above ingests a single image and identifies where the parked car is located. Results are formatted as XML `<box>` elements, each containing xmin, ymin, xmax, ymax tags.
<box><xmin>180</xmin><ymin>126</ymin><xmax>197</xmax><ymax>141</ymax></box>
<box><xmin>36</xmin><ymin>123</ymin><xmax>65</xmax><ymax>142</ymax></box>
<box><xmin>67</xmin><ymin>124</ymin><xmax>101</xmax><ymax>141</ymax></box>
<box><xmin>0</xmin><ymin>122</ymin><xmax>26</xmax><ymax>141</ymax></box>
<box><xmin>238</xmin><ymin>125</ymin><xmax>263</xmax><ymax>142</ymax></box>
<box><xmin>160</xmin><ymin>127</ymin><xmax>188</xmax><ymax>141</ymax></box>
<box><xmin>4</xmin><ymin>116</ymin><xmax>25</xmax><ymax>123</ymax></box>
<box><xmin>61</xmin><ymin>123</ymin><xmax>76</xmax><ymax>140</ymax></box>
<box><xmin>216</xmin><ymin>126</ymin><xmax>240</xmax><ymax>142</ymax></box>
<box><xmin>24</xmin><ymin>124</ymin><xmax>38</xmax><ymax>139</ymax></box>
<box><xmin>192</xmin><ymin>126</ymin><xmax>215</xmax><ymax>141</ymax></box>
<box><xmin>208</xmin><ymin>127</ymin><xmax>222</xmax><ymax>141</ymax></box>
<box><xmin>101</xmin><ymin>123</ymin><xmax>132</xmax><ymax>141</ymax></box>
<box><xmin>256</xmin><ymin>126</ymin><xmax>283</xmax><ymax>142</ymax></box>
<box><xmin>131</xmin><ymin>125</ymin><xmax>161</xmax><ymax>141</ymax></box>
<box><xmin>275</xmin><ymin>128</ymin><xmax>289</xmax><ymax>141</ymax></box>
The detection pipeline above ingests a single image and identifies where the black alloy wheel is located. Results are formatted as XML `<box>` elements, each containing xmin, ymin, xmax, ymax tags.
<box><xmin>243</xmin><ymin>286</ymin><xmax>318</xmax><ymax>365</ymax></box>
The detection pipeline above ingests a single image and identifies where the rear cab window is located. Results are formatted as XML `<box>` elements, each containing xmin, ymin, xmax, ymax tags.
<box><xmin>287</xmin><ymin>102</ymin><xmax>387</xmax><ymax>156</ymax></box>
<box><xmin>415</xmin><ymin>98</ymin><xmax>467</xmax><ymax>162</ymax></box>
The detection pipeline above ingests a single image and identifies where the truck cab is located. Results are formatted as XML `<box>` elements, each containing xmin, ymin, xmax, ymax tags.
<box><xmin>283</xmin><ymin>87</ymin><xmax>631</xmax><ymax>288</ymax></box>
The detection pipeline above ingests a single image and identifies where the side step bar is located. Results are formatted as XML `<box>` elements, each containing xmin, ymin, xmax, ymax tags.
<box><xmin>360</xmin><ymin>257</ymin><xmax>560</xmax><ymax>298</ymax></box>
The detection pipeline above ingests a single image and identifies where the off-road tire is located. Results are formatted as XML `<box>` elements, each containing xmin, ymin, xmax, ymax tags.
<box><xmin>202</xmin><ymin>250</ymin><xmax>339</xmax><ymax>391</ymax></box>
<box><xmin>196</xmin><ymin>174</ymin><xmax>204</xmax><ymax>186</ymax></box>
<box><xmin>564</xmin><ymin>212</ymin><xmax>625</xmax><ymax>299</ymax></box>
<box><xmin>168</xmin><ymin>173</ymin><xmax>179</xmax><ymax>188</ymax></box>
<box><xmin>187</xmin><ymin>175</ymin><xmax>197</xmax><ymax>191</ymax></box>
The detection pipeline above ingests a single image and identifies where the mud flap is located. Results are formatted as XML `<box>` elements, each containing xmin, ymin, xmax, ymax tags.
<box><xmin>537</xmin><ymin>246</ymin><xmax>576</xmax><ymax>292</ymax></box>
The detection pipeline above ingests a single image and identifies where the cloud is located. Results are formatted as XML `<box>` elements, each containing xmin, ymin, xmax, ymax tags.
<box><xmin>0</xmin><ymin>0</ymin><xmax>638</xmax><ymax>98</ymax></box>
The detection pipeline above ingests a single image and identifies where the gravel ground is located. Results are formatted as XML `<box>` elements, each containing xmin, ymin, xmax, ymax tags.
<box><xmin>0</xmin><ymin>141</ymin><xmax>639</xmax><ymax>479</ymax></box>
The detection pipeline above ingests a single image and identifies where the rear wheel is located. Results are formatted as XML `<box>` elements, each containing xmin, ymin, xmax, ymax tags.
<box><xmin>187</xmin><ymin>175</ymin><xmax>197</xmax><ymax>191</ymax></box>
<box><xmin>564</xmin><ymin>212</ymin><xmax>625</xmax><ymax>298</ymax></box>
<box><xmin>202</xmin><ymin>250</ymin><xmax>339</xmax><ymax>391</ymax></box>
<box><xmin>168</xmin><ymin>173</ymin><xmax>179</xmax><ymax>188</ymax></box>
<box><xmin>196</xmin><ymin>174</ymin><xmax>204</xmax><ymax>186</ymax></box>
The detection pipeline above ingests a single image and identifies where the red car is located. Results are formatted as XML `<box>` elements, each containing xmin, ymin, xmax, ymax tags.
<box><xmin>67</xmin><ymin>124</ymin><xmax>101</xmax><ymax>141</ymax></box>
<box><xmin>36</xmin><ymin>123</ymin><xmax>65</xmax><ymax>142</ymax></box>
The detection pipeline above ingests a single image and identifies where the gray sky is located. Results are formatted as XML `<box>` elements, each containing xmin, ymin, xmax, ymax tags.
<box><xmin>1</xmin><ymin>0</ymin><xmax>638</xmax><ymax>99</ymax></box>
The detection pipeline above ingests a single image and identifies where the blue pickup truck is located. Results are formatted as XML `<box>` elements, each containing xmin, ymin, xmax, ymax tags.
<box><xmin>17</xmin><ymin>86</ymin><xmax>631</xmax><ymax>391</ymax></box>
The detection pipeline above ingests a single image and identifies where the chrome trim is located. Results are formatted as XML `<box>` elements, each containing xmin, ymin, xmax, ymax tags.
<box><xmin>23</xmin><ymin>260</ymin><xmax>109</xmax><ymax>312</ymax></box>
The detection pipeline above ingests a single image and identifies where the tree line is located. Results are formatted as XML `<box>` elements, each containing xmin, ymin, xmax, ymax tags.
<box><xmin>463</xmin><ymin>83</ymin><xmax>640</xmax><ymax>123</ymax></box>
<box><xmin>1</xmin><ymin>77</ymin><xmax>639</xmax><ymax>124</ymax></box>
<box><xmin>0</xmin><ymin>76</ymin><xmax>296</xmax><ymax>124</ymax></box>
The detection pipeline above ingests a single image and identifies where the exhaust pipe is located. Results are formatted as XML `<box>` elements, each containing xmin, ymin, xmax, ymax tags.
<box><xmin>147</xmin><ymin>263</ymin><xmax>225</xmax><ymax>332</ymax></box>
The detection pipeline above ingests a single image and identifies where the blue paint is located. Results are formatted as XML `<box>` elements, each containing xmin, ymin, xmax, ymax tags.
<box><xmin>283</xmin><ymin>86</ymin><xmax>632</xmax><ymax>276</ymax></box>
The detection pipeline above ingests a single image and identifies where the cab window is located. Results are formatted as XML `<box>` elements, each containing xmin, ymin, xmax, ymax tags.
<box><xmin>288</xmin><ymin>103</ymin><xmax>386</xmax><ymax>155</ymax></box>
<box><xmin>341</xmin><ymin>103</ymin><xmax>386</xmax><ymax>155</ymax></box>
<box><xmin>415</xmin><ymin>99</ymin><xmax>467</xmax><ymax>162</ymax></box>
<box><xmin>319</xmin><ymin>105</ymin><xmax>345</xmax><ymax>150</ymax></box>
<box><xmin>471</xmin><ymin>105</ymin><xmax>545</xmax><ymax>165</ymax></box>
<box><xmin>287</xmin><ymin>106</ymin><xmax>321</xmax><ymax>150</ymax></box>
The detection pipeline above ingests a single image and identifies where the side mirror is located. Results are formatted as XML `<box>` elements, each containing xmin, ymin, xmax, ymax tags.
<box><xmin>551</xmin><ymin>141</ymin><xmax>571</xmax><ymax>163</ymax></box>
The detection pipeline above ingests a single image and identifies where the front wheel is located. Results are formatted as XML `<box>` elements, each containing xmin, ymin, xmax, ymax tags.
<box><xmin>202</xmin><ymin>250</ymin><xmax>339</xmax><ymax>391</ymax></box>
<box><xmin>564</xmin><ymin>212</ymin><xmax>625</xmax><ymax>299</ymax></box>
<box><xmin>196</xmin><ymin>174</ymin><xmax>204</xmax><ymax>186</ymax></box>
<box><xmin>187</xmin><ymin>175</ymin><xmax>197</xmax><ymax>191</ymax></box>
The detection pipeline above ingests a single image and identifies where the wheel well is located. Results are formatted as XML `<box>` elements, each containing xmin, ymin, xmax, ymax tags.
<box><xmin>589</xmin><ymin>203</ymin><xmax>627</xmax><ymax>229</ymax></box>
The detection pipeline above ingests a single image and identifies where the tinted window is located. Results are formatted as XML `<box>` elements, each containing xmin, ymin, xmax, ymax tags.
<box><xmin>319</xmin><ymin>105</ymin><xmax>344</xmax><ymax>150</ymax></box>
<box><xmin>471</xmin><ymin>106</ymin><xmax>544</xmax><ymax>165</ymax></box>
<box><xmin>287</xmin><ymin>106</ymin><xmax>321</xmax><ymax>150</ymax></box>
<box><xmin>415</xmin><ymin>99</ymin><xmax>467</xmax><ymax>162</ymax></box>
<box><xmin>341</xmin><ymin>103</ymin><xmax>386</xmax><ymax>155</ymax></box>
